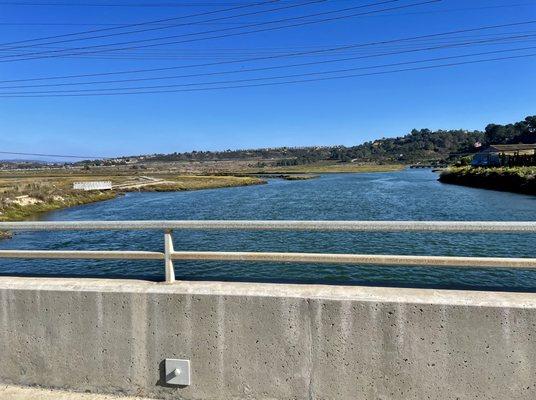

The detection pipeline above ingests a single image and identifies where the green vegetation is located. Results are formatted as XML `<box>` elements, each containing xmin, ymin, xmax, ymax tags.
<box><xmin>261</xmin><ymin>163</ymin><xmax>404</xmax><ymax>173</ymax></box>
<box><xmin>483</xmin><ymin>116</ymin><xmax>536</xmax><ymax>145</ymax></box>
<box><xmin>70</xmin><ymin>115</ymin><xmax>534</xmax><ymax>169</ymax></box>
<box><xmin>121</xmin><ymin>175</ymin><xmax>265</xmax><ymax>192</ymax></box>
<box><xmin>0</xmin><ymin>174</ymin><xmax>265</xmax><ymax>231</ymax></box>
<box><xmin>439</xmin><ymin>167</ymin><xmax>536</xmax><ymax>195</ymax></box>
<box><xmin>2</xmin><ymin>115</ymin><xmax>535</xmax><ymax>226</ymax></box>
<box><xmin>0</xmin><ymin>191</ymin><xmax>117</xmax><ymax>222</ymax></box>
<box><xmin>280</xmin><ymin>174</ymin><xmax>319</xmax><ymax>180</ymax></box>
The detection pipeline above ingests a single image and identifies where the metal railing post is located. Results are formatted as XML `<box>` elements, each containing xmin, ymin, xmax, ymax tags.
<box><xmin>0</xmin><ymin>221</ymin><xmax>533</xmax><ymax>278</ymax></box>
<box><xmin>164</xmin><ymin>229</ymin><xmax>175</xmax><ymax>283</ymax></box>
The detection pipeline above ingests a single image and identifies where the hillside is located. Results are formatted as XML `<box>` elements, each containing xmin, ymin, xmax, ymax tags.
<box><xmin>74</xmin><ymin>115</ymin><xmax>535</xmax><ymax>168</ymax></box>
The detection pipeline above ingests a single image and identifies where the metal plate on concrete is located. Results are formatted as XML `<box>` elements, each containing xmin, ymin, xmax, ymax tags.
<box><xmin>164</xmin><ymin>359</ymin><xmax>191</xmax><ymax>386</ymax></box>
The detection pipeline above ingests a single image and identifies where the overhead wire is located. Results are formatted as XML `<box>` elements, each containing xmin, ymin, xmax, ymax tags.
<box><xmin>1</xmin><ymin>31</ymin><xmax>534</xmax><ymax>60</ymax></box>
<box><xmin>0</xmin><ymin>0</ymin><xmax>283</xmax><ymax>47</ymax></box>
<box><xmin>0</xmin><ymin>0</ymin><xmax>441</xmax><ymax>61</ymax></box>
<box><xmin>2</xmin><ymin>2</ymin><xmax>536</xmax><ymax>27</ymax></box>
<box><xmin>1</xmin><ymin>52</ymin><xmax>534</xmax><ymax>97</ymax></box>
<box><xmin>1</xmin><ymin>33</ymin><xmax>534</xmax><ymax>89</ymax></box>
<box><xmin>1</xmin><ymin>19</ymin><xmax>534</xmax><ymax>83</ymax></box>
<box><xmin>0</xmin><ymin>150</ymin><xmax>108</xmax><ymax>159</ymax></box>
<box><xmin>1</xmin><ymin>1</ymin><xmax>536</xmax><ymax>27</ymax></box>
<box><xmin>0</xmin><ymin>0</ymin><xmax>329</xmax><ymax>51</ymax></box>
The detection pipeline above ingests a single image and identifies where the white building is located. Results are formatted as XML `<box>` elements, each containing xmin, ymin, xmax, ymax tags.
<box><xmin>73</xmin><ymin>181</ymin><xmax>112</xmax><ymax>191</ymax></box>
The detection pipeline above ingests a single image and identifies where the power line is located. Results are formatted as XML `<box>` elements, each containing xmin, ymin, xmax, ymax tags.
<box><xmin>0</xmin><ymin>0</ymin><xmax>534</xmax><ymax>27</ymax></box>
<box><xmin>4</xmin><ymin>30</ymin><xmax>533</xmax><ymax>52</ymax></box>
<box><xmin>2</xmin><ymin>34</ymin><xmax>533</xmax><ymax>89</ymax></box>
<box><xmin>0</xmin><ymin>1</ymin><xmax>303</xmax><ymax>6</ymax></box>
<box><xmin>2</xmin><ymin>2</ymin><xmax>536</xmax><ymax>26</ymax></box>
<box><xmin>1</xmin><ymin>20</ymin><xmax>534</xmax><ymax>83</ymax></box>
<box><xmin>0</xmin><ymin>0</ymin><xmax>281</xmax><ymax>47</ymax></box>
<box><xmin>0</xmin><ymin>151</ymin><xmax>107</xmax><ymax>159</ymax></box>
<box><xmin>1</xmin><ymin>51</ymin><xmax>534</xmax><ymax>97</ymax></box>
<box><xmin>0</xmin><ymin>0</ymin><xmax>441</xmax><ymax>62</ymax></box>
<box><xmin>0</xmin><ymin>31</ymin><xmax>536</xmax><ymax>60</ymax></box>
<box><xmin>2</xmin><ymin>46</ymin><xmax>534</xmax><ymax>94</ymax></box>
<box><xmin>5</xmin><ymin>37</ymin><xmax>533</xmax><ymax>62</ymax></box>
<box><xmin>0</xmin><ymin>0</ymin><xmax>327</xmax><ymax>51</ymax></box>
<box><xmin>0</xmin><ymin>0</ymin><xmax>405</xmax><ymax>53</ymax></box>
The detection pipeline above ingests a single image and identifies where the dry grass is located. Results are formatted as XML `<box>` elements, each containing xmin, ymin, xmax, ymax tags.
<box><xmin>122</xmin><ymin>175</ymin><xmax>265</xmax><ymax>192</ymax></box>
<box><xmin>0</xmin><ymin>159</ymin><xmax>399</xmax><ymax>224</ymax></box>
<box><xmin>0</xmin><ymin>173</ymin><xmax>265</xmax><ymax>224</ymax></box>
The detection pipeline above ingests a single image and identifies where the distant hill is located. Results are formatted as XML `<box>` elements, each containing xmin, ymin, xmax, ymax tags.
<box><xmin>0</xmin><ymin>159</ymin><xmax>57</xmax><ymax>170</ymax></box>
<box><xmin>82</xmin><ymin>115</ymin><xmax>536</xmax><ymax>167</ymax></box>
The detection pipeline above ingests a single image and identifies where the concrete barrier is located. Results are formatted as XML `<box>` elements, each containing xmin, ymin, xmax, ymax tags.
<box><xmin>1</xmin><ymin>277</ymin><xmax>535</xmax><ymax>399</ymax></box>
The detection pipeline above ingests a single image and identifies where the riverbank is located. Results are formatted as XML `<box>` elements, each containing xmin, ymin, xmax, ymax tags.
<box><xmin>260</xmin><ymin>163</ymin><xmax>404</xmax><ymax>174</ymax></box>
<box><xmin>439</xmin><ymin>167</ymin><xmax>536</xmax><ymax>195</ymax></box>
<box><xmin>0</xmin><ymin>191</ymin><xmax>116</xmax><ymax>239</ymax></box>
<box><xmin>0</xmin><ymin>174</ymin><xmax>264</xmax><ymax>228</ymax></box>
<box><xmin>118</xmin><ymin>175</ymin><xmax>264</xmax><ymax>192</ymax></box>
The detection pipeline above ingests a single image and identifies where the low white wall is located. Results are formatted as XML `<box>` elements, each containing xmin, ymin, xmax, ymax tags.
<box><xmin>1</xmin><ymin>277</ymin><xmax>535</xmax><ymax>399</ymax></box>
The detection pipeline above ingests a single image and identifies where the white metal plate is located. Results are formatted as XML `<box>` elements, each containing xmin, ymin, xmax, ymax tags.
<box><xmin>165</xmin><ymin>359</ymin><xmax>191</xmax><ymax>386</ymax></box>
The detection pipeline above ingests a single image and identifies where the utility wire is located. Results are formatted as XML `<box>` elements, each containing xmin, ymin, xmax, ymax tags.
<box><xmin>2</xmin><ymin>46</ymin><xmax>534</xmax><ymax>94</ymax></box>
<box><xmin>5</xmin><ymin>38</ymin><xmax>533</xmax><ymax>61</ymax></box>
<box><xmin>1</xmin><ymin>19</ymin><xmax>534</xmax><ymax>83</ymax></box>
<box><xmin>0</xmin><ymin>0</ymin><xmax>402</xmax><ymax>53</ymax></box>
<box><xmin>4</xmin><ymin>30</ymin><xmax>533</xmax><ymax>52</ymax></box>
<box><xmin>1</xmin><ymin>52</ymin><xmax>534</xmax><ymax>97</ymax></box>
<box><xmin>0</xmin><ymin>31</ymin><xmax>536</xmax><ymax>60</ymax></box>
<box><xmin>0</xmin><ymin>0</ymin><xmax>328</xmax><ymax>51</ymax></box>
<box><xmin>0</xmin><ymin>0</ymin><xmax>283</xmax><ymax>47</ymax></box>
<box><xmin>0</xmin><ymin>151</ymin><xmax>107</xmax><ymax>159</ymax></box>
<box><xmin>1</xmin><ymin>34</ymin><xmax>533</xmax><ymax>89</ymax></box>
<box><xmin>0</xmin><ymin>0</ymin><xmax>441</xmax><ymax>62</ymax></box>
<box><xmin>0</xmin><ymin>1</ymin><xmax>305</xmax><ymax>6</ymax></box>
<box><xmin>2</xmin><ymin>2</ymin><xmax>535</xmax><ymax>26</ymax></box>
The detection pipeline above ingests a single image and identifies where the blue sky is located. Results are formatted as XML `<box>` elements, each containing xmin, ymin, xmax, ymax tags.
<box><xmin>0</xmin><ymin>0</ymin><xmax>535</xmax><ymax>159</ymax></box>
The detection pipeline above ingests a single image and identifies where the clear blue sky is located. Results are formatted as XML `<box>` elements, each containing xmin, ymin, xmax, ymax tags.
<box><xmin>0</xmin><ymin>0</ymin><xmax>535</xmax><ymax>160</ymax></box>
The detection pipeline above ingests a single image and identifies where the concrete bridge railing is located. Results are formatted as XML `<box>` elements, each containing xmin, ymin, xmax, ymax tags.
<box><xmin>1</xmin><ymin>220</ymin><xmax>536</xmax><ymax>399</ymax></box>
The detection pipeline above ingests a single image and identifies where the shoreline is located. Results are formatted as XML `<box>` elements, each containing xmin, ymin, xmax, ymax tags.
<box><xmin>0</xmin><ymin>166</ymin><xmax>403</xmax><ymax>238</ymax></box>
<box><xmin>439</xmin><ymin>167</ymin><xmax>536</xmax><ymax>195</ymax></box>
<box><xmin>0</xmin><ymin>175</ymin><xmax>266</xmax><ymax>239</ymax></box>
<box><xmin>254</xmin><ymin>163</ymin><xmax>404</xmax><ymax>174</ymax></box>
<box><xmin>0</xmin><ymin>191</ymin><xmax>118</xmax><ymax>223</ymax></box>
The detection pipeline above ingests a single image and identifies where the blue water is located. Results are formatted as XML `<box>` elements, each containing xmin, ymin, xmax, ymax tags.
<box><xmin>1</xmin><ymin>169</ymin><xmax>535</xmax><ymax>291</ymax></box>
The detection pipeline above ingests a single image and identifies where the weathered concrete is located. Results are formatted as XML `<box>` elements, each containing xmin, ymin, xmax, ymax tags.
<box><xmin>1</xmin><ymin>277</ymin><xmax>536</xmax><ymax>399</ymax></box>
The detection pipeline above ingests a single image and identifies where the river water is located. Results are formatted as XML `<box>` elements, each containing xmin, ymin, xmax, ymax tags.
<box><xmin>1</xmin><ymin>169</ymin><xmax>535</xmax><ymax>291</ymax></box>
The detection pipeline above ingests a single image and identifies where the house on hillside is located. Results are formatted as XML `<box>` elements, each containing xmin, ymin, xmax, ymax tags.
<box><xmin>472</xmin><ymin>144</ymin><xmax>536</xmax><ymax>167</ymax></box>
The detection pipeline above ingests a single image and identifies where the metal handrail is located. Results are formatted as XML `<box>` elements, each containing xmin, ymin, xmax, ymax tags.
<box><xmin>0</xmin><ymin>220</ymin><xmax>535</xmax><ymax>283</ymax></box>
<box><xmin>0</xmin><ymin>220</ymin><xmax>535</xmax><ymax>232</ymax></box>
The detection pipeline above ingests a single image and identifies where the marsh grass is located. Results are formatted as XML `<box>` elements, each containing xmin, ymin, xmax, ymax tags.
<box><xmin>439</xmin><ymin>166</ymin><xmax>536</xmax><ymax>195</ymax></box>
<box><xmin>259</xmin><ymin>163</ymin><xmax>404</xmax><ymax>174</ymax></box>
<box><xmin>0</xmin><ymin>174</ymin><xmax>265</xmax><ymax>227</ymax></box>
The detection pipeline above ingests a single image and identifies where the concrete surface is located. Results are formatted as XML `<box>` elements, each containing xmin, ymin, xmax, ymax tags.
<box><xmin>1</xmin><ymin>277</ymin><xmax>536</xmax><ymax>399</ymax></box>
<box><xmin>0</xmin><ymin>384</ymin><xmax>158</xmax><ymax>399</ymax></box>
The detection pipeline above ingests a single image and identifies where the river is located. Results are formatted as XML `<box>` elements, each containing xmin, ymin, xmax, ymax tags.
<box><xmin>1</xmin><ymin>169</ymin><xmax>535</xmax><ymax>291</ymax></box>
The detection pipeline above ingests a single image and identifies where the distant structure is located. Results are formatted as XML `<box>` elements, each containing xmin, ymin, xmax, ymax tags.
<box><xmin>73</xmin><ymin>181</ymin><xmax>112</xmax><ymax>191</ymax></box>
<box><xmin>472</xmin><ymin>144</ymin><xmax>536</xmax><ymax>167</ymax></box>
